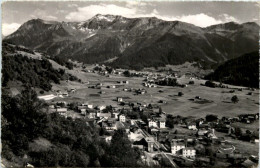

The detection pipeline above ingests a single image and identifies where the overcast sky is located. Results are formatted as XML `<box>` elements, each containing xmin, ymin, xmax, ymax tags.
<box><xmin>2</xmin><ymin>1</ymin><xmax>259</xmax><ymax>36</ymax></box>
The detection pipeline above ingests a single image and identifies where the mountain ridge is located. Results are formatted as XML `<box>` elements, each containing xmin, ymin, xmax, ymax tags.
<box><xmin>4</xmin><ymin>14</ymin><xmax>259</xmax><ymax>70</ymax></box>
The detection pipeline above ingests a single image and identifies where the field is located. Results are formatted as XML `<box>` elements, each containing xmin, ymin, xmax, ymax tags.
<box><xmin>49</xmin><ymin>65</ymin><xmax>259</xmax><ymax>121</ymax></box>
<box><xmin>215</xmin><ymin>131</ymin><xmax>259</xmax><ymax>156</ymax></box>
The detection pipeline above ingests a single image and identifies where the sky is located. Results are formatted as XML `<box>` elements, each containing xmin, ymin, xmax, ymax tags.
<box><xmin>2</xmin><ymin>1</ymin><xmax>259</xmax><ymax>36</ymax></box>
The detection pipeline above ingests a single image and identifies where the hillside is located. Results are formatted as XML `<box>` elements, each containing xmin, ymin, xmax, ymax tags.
<box><xmin>205</xmin><ymin>51</ymin><xmax>259</xmax><ymax>88</ymax></box>
<box><xmin>1</xmin><ymin>88</ymin><xmax>142</xmax><ymax>167</ymax></box>
<box><xmin>4</xmin><ymin>14</ymin><xmax>259</xmax><ymax>70</ymax></box>
<box><xmin>2</xmin><ymin>42</ymin><xmax>79</xmax><ymax>91</ymax></box>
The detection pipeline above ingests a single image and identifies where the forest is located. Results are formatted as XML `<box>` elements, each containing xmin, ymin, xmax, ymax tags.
<box><xmin>2</xmin><ymin>54</ymin><xmax>80</xmax><ymax>91</ymax></box>
<box><xmin>205</xmin><ymin>51</ymin><xmax>259</xmax><ymax>88</ymax></box>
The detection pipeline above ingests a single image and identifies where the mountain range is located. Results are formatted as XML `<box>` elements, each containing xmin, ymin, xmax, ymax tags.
<box><xmin>4</xmin><ymin>14</ymin><xmax>259</xmax><ymax>69</ymax></box>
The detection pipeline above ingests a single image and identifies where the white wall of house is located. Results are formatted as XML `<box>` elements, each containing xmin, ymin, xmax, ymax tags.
<box><xmin>148</xmin><ymin>121</ymin><xmax>157</xmax><ymax>127</ymax></box>
<box><xmin>159</xmin><ymin>121</ymin><xmax>166</xmax><ymax>128</ymax></box>
<box><xmin>188</xmin><ymin>125</ymin><xmax>197</xmax><ymax>130</ymax></box>
<box><xmin>171</xmin><ymin>145</ymin><xmax>185</xmax><ymax>154</ymax></box>
<box><xmin>119</xmin><ymin>115</ymin><xmax>126</xmax><ymax>122</ymax></box>
<box><xmin>182</xmin><ymin>148</ymin><xmax>196</xmax><ymax>158</ymax></box>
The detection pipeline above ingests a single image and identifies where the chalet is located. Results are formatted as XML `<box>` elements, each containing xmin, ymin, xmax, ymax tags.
<box><xmin>88</xmin><ymin>104</ymin><xmax>94</xmax><ymax>109</ymax></box>
<box><xmin>119</xmin><ymin>114</ymin><xmax>126</xmax><ymax>122</ymax></box>
<box><xmin>56</xmin><ymin>101</ymin><xmax>67</xmax><ymax>106</ymax></box>
<box><xmin>99</xmin><ymin>91</ymin><xmax>106</xmax><ymax>94</ymax></box>
<box><xmin>102</xmin><ymin>119</ymin><xmax>117</xmax><ymax>130</ymax></box>
<box><xmin>100</xmin><ymin>135</ymin><xmax>112</xmax><ymax>143</ymax></box>
<box><xmin>159</xmin><ymin>119</ymin><xmax>166</xmax><ymax>128</ymax></box>
<box><xmin>207</xmin><ymin>129</ymin><xmax>218</xmax><ymax>139</ymax></box>
<box><xmin>97</xmin><ymin>112</ymin><xmax>111</xmax><ymax>119</ymax></box>
<box><xmin>112</xmin><ymin>112</ymin><xmax>119</xmax><ymax>119</ymax></box>
<box><xmin>182</xmin><ymin>147</ymin><xmax>196</xmax><ymax>159</ymax></box>
<box><xmin>123</xmin><ymin>80</ymin><xmax>129</xmax><ymax>84</ymax></box>
<box><xmin>97</xmin><ymin>105</ymin><xmax>106</xmax><ymax>111</ymax></box>
<box><xmin>117</xmin><ymin>97</ymin><xmax>123</xmax><ymax>102</ymax></box>
<box><xmin>197</xmin><ymin>129</ymin><xmax>208</xmax><ymax>136</ymax></box>
<box><xmin>78</xmin><ymin>106</ymin><xmax>87</xmax><ymax>110</ymax></box>
<box><xmin>56</xmin><ymin>108</ymin><xmax>67</xmax><ymax>114</ymax></box>
<box><xmin>148</xmin><ymin>119</ymin><xmax>158</xmax><ymax>128</ymax></box>
<box><xmin>69</xmin><ymin>88</ymin><xmax>76</xmax><ymax>93</ymax></box>
<box><xmin>80</xmin><ymin>109</ymin><xmax>87</xmax><ymax>115</ymax></box>
<box><xmin>171</xmin><ymin>140</ymin><xmax>185</xmax><ymax>154</ymax></box>
<box><xmin>62</xmin><ymin>91</ymin><xmax>69</xmax><ymax>97</ymax></box>
<box><xmin>107</xmin><ymin>85</ymin><xmax>116</xmax><ymax>89</ymax></box>
<box><xmin>49</xmin><ymin>104</ymin><xmax>55</xmax><ymax>109</ymax></box>
<box><xmin>187</xmin><ymin>122</ymin><xmax>197</xmax><ymax>130</ymax></box>
<box><xmin>88</xmin><ymin>112</ymin><xmax>96</xmax><ymax>119</ymax></box>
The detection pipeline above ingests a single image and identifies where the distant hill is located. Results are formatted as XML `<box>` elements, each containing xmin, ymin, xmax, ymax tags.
<box><xmin>4</xmin><ymin>14</ymin><xmax>259</xmax><ymax>70</ymax></box>
<box><xmin>205</xmin><ymin>51</ymin><xmax>259</xmax><ymax>88</ymax></box>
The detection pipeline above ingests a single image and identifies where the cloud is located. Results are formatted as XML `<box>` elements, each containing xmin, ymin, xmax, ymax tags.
<box><xmin>167</xmin><ymin>13</ymin><xmax>223</xmax><ymax>27</ymax></box>
<box><xmin>68</xmin><ymin>4</ymin><xmax>78</xmax><ymax>8</ymax></box>
<box><xmin>219</xmin><ymin>14</ymin><xmax>239</xmax><ymax>23</ymax></box>
<box><xmin>30</xmin><ymin>9</ymin><xmax>57</xmax><ymax>21</ymax></box>
<box><xmin>2</xmin><ymin>23</ymin><xmax>21</xmax><ymax>36</ymax></box>
<box><xmin>65</xmin><ymin>4</ymin><xmax>137</xmax><ymax>21</ymax></box>
<box><xmin>125</xmin><ymin>1</ymin><xmax>147</xmax><ymax>8</ymax></box>
<box><xmin>66</xmin><ymin>3</ymin><xmax>239</xmax><ymax>27</ymax></box>
<box><xmin>44</xmin><ymin>15</ymin><xmax>58</xmax><ymax>20</ymax></box>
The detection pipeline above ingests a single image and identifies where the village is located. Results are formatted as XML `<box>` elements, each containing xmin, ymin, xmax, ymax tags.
<box><xmin>38</xmin><ymin>63</ymin><xmax>259</xmax><ymax>167</ymax></box>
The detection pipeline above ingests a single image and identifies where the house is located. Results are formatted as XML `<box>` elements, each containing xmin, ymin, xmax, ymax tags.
<box><xmin>148</xmin><ymin>119</ymin><xmax>158</xmax><ymax>128</ymax></box>
<box><xmin>197</xmin><ymin>129</ymin><xmax>208</xmax><ymax>136</ymax></box>
<box><xmin>97</xmin><ymin>105</ymin><xmax>106</xmax><ymax>111</ymax></box>
<box><xmin>78</xmin><ymin>106</ymin><xmax>87</xmax><ymax>111</ymax></box>
<box><xmin>80</xmin><ymin>108</ymin><xmax>87</xmax><ymax>115</ymax></box>
<box><xmin>187</xmin><ymin>122</ymin><xmax>197</xmax><ymax>130</ymax></box>
<box><xmin>56</xmin><ymin>108</ymin><xmax>67</xmax><ymax>114</ymax></box>
<box><xmin>171</xmin><ymin>140</ymin><xmax>185</xmax><ymax>154</ymax></box>
<box><xmin>99</xmin><ymin>91</ymin><xmax>106</xmax><ymax>94</ymax></box>
<box><xmin>119</xmin><ymin>114</ymin><xmax>126</xmax><ymax>122</ymax></box>
<box><xmin>159</xmin><ymin>119</ymin><xmax>166</xmax><ymax>128</ymax></box>
<box><xmin>69</xmin><ymin>88</ymin><xmax>76</xmax><ymax>93</ymax></box>
<box><xmin>97</xmin><ymin>112</ymin><xmax>111</xmax><ymax>119</ymax></box>
<box><xmin>112</xmin><ymin>112</ymin><xmax>119</xmax><ymax>119</ymax></box>
<box><xmin>117</xmin><ymin>97</ymin><xmax>123</xmax><ymax>102</ymax></box>
<box><xmin>182</xmin><ymin>147</ymin><xmax>196</xmax><ymax>158</ymax></box>
<box><xmin>88</xmin><ymin>112</ymin><xmax>96</xmax><ymax>119</ymax></box>
<box><xmin>207</xmin><ymin>129</ymin><xmax>218</xmax><ymax>139</ymax></box>
<box><xmin>145</xmin><ymin>137</ymin><xmax>155</xmax><ymax>152</ymax></box>
<box><xmin>49</xmin><ymin>104</ymin><xmax>55</xmax><ymax>109</ymax></box>
<box><xmin>88</xmin><ymin>104</ymin><xmax>94</xmax><ymax>109</ymax></box>
<box><xmin>103</xmin><ymin>119</ymin><xmax>117</xmax><ymax>130</ymax></box>
<box><xmin>101</xmin><ymin>136</ymin><xmax>112</xmax><ymax>143</ymax></box>
<box><xmin>62</xmin><ymin>91</ymin><xmax>69</xmax><ymax>97</ymax></box>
